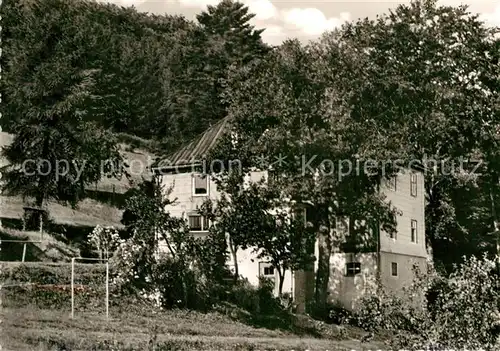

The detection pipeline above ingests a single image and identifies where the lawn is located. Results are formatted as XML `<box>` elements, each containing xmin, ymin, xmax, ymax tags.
<box><xmin>0</xmin><ymin>253</ymin><xmax>387</xmax><ymax>350</ymax></box>
<box><xmin>0</xmin><ymin>306</ymin><xmax>386</xmax><ymax>351</ymax></box>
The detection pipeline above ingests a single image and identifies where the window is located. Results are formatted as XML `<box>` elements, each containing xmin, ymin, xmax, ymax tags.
<box><xmin>410</xmin><ymin>173</ymin><xmax>417</xmax><ymax>197</ymax></box>
<box><xmin>188</xmin><ymin>214</ymin><xmax>209</xmax><ymax>232</ymax></box>
<box><xmin>391</xmin><ymin>262</ymin><xmax>398</xmax><ymax>276</ymax></box>
<box><xmin>259</xmin><ymin>262</ymin><xmax>275</xmax><ymax>279</ymax></box>
<box><xmin>346</xmin><ymin>262</ymin><xmax>361</xmax><ymax>277</ymax></box>
<box><xmin>192</xmin><ymin>173</ymin><xmax>209</xmax><ymax>196</ymax></box>
<box><xmin>411</xmin><ymin>219</ymin><xmax>418</xmax><ymax>243</ymax></box>
<box><xmin>264</xmin><ymin>266</ymin><xmax>275</xmax><ymax>276</ymax></box>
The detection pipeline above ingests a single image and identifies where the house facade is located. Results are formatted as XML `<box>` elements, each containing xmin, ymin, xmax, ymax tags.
<box><xmin>152</xmin><ymin>119</ymin><xmax>427</xmax><ymax>311</ymax></box>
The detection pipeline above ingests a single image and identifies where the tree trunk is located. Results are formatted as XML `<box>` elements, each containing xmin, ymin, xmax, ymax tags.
<box><xmin>315</xmin><ymin>222</ymin><xmax>332</xmax><ymax>312</ymax></box>
<box><xmin>228</xmin><ymin>235</ymin><xmax>239</xmax><ymax>282</ymax></box>
<box><xmin>489</xmin><ymin>173</ymin><xmax>499</xmax><ymax>256</ymax></box>
<box><xmin>277</xmin><ymin>267</ymin><xmax>285</xmax><ymax>296</ymax></box>
<box><xmin>489</xmin><ymin>172</ymin><xmax>500</xmax><ymax>285</ymax></box>
<box><xmin>35</xmin><ymin>192</ymin><xmax>44</xmax><ymax>208</ymax></box>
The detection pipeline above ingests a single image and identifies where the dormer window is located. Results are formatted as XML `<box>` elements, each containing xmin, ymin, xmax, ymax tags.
<box><xmin>192</xmin><ymin>173</ymin><xmax>209</xmax><ymax>196</ymax></box>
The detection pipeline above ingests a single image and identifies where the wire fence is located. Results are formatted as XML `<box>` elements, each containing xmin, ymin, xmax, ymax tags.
<box><xmin>0</xmin><ymin>260</ymin><xmax>111</xmax><ymax>316</ymax></box>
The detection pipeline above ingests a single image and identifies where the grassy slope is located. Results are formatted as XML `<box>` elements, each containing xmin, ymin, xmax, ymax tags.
<box><xmin>1</xmin><ymin>307</ymin><xmax>385</xmax><ymax>351</ymax></box>
<box><xmin>0</xmin><ymin>195</ymin><xmax>123</xmax><ymax>228</ymax></box>
<box><xmin>0</xmin><ymin>228</ymin><xmax>79</xmax><ymax>262</ymax></box>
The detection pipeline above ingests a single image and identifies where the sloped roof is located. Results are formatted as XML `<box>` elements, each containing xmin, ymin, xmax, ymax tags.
<box><xmin>153</xmin><ymin>117</ymin><xmax>231</xmax><ymax>171</ymax></box>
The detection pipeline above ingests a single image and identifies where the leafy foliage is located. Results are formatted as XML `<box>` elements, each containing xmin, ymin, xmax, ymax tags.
<box><xmin>1</xmin><ymin>0</ymin><xmax>269</xmax><ymax>153</ymax></box>
<box><xmin>353</xmin><ymin>256</ymin><xmax>500</xmax><ymax>349</ymax></box>
<box><xmin>215</xmin><ymin>37</ymin><xmax>400</xmax><ymax>307</ymax></box>
<box><xmin>1</xmin><ymin>0</ymin><xmax>123</xmax><ymax>207</ymax></box>
<box><xmin>201</xmin><ymin>173</ymin><xmax>316</xmax><ymax>295</ymax></box>
<box><xmin>88</xmin><ymin>225</ymin><xmax>120</xmax><ymax>260</ymax></box>
<box><xmin>314</xmin><ymin>0</ymin><xmax>500</xmax><ymax>271</ymax></box>
<box><xmin>114</xmin><ymin>180</ymin><xmax>230</xmax><ymax>309</ymax></box>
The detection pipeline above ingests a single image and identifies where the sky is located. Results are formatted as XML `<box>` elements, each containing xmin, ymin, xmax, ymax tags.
<box><xmin>100</xmin><ymin>0</ymin><xmax>500</xmax><ymax>45</ymax></box>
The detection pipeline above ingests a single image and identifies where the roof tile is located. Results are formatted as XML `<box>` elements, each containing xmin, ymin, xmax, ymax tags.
<box><xmin>154</xmin><ymin>116</ymin><xmax>231</xmax><ymax>170</ymax></box>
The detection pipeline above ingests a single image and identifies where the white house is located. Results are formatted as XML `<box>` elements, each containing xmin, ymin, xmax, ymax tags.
<box><xmin>151</xmin><ymin>118</ymin><xmax>427</xmax><ymax>311</ymax></box>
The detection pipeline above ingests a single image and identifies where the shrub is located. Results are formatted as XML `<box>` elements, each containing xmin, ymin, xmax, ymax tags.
<box><xmin>414</xmin><ymin>255</ymin><xmax>500</xmax><ymax>350</ymax></box>
<box><xmin>351</xmin><ymin>255</ymin><xmax>500</xmax><ymax>350</ymax></box>
<box><xmin>0</xmin><ymin>262</ymin><xmax>110</xmax><ymax>310</ymax></box>
<box><xmin>88</xmin><ymin>225</ymin><xmax>121</xmax><ymax>259</ymax></box>
<box><xmin>152</xmin><ymin>256</ymin><xmax>207</xmax><ymax>310</ymax></box>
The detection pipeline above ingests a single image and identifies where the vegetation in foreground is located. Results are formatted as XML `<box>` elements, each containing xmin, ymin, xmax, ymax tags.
<box><xmin>1</xmin><ymin>306</ymin><xmax>382</xmax><ymax>351</ymax></box>
<box><xmin>3</xmin><ymin>245</ymin><xmax>500</xmax><ymax>350</ymax></box>
<box><xmin>0</xmin><ymin>260</ymin><xmax>382</xmax><ymax>350</ymax></box>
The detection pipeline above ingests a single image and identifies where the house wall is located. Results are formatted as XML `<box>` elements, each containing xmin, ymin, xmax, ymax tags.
<box><xmin>160</xmin><ymin>171</ymin><xmax>267</xmax><ymax>217</ymax></box>
<box><xmin>227</xmin><ymin>246</ymin><xmax>293</xmax><ymax>296</ymax></box>
<box><xmin>379</xmin><ymin>251</ymin><xmax>426</xmax><ymax>294</ymax></box>
<box><xmin>327</xmin><ymin>252</ymin><xmax>378</xmax><ymax>310</ymax></box>
<box><xmin>379</xmin><ymin>169</ymin><xmax>427</xmax><ymax>258</ymax></box>
<box><xmin>158</xmin><ymin>168</ymin><xmax>428</xmax><ymax>308</ymax></box>
<box><xmin>158</xmin><ymin>171</ymin><xmax>295</xmax><ymax>296</ymax></box>
<box><xmin>323</xmin><ymin>169</ymin><xmax>427</xmax><ymax>311</ymax></box>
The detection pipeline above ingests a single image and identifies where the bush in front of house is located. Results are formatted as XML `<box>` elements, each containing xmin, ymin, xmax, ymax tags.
<box><xmin>351</xmin><ymin>255</ymin><xmax>500</xmax><ymax>350</ymax></box>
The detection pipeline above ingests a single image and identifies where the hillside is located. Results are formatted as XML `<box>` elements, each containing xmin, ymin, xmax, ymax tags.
<box><xmin>0</xmin><ymin>228</ymin><xmax>79</xmax><ymax>262</ymax></box>
<box><xmin>0</xmin><ymin>131</ymin><xmax>156</xmax><ymax>230</ymax></box>
<box><xmin>1</xmin><ymin>0</ymin><xmax>269</xmax><ymax>153</ymax></box>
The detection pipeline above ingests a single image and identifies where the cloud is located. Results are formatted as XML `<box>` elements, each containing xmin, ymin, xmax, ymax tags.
<box><xmin>245</xmin><ymin>0</ymin><xmax>278</xmax><ymax>20</ymax></box>
<box><xmin>260</xmin><ymin>24</ymin><xmax>287</xmax><ymax>45</ymax></box>
<box><xmin>480</xmin><ymin>4</ymin><xmax>500</xmax><ymax>27</ymax></box>
<box><xmin>178</xmin><ymin>0</ymin><xmax>219</xmax><ymax>8</ymax></box>
<box><xmin>282</xmin><ymin>8</ymin><xmax>351</xmax><ymax>36</ymax></box>
<box><xmin>99</xmin><ymin>0</ymin><xmax>146</xmax><ymax>6</ymax></box>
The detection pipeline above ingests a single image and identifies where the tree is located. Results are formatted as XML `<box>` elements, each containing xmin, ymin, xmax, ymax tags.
<box><xmin>118</xmin><ymin>180</ymin><xmax>228</xmax><ymax>308</ymax></box>
<box><xmin>1</xmin><ymin>0</ymin><xmax>273</xmax><ymax>155</ymax></box>
<box><xmin>88</xmin><ymin>225</ymin><xmax>120</xmax><ymax>260</ymax></box>
<box><xmin>215</xmin><ymin>38</ymin><xmax>400</xmax><ymax>309</ymax></box>
<box><xmin>315</xmin><ymin>0</ymin><xmax>500</xmax><ymax>271</ymax></box>
<box><xmin>116</xmin><ymin>180</ymin><xmax>189</xmax><ymax>293</ymax></box>
<box><xmin>201</xmin><ymin>174</ymin><xmax>316</xmax><ymax>295</ymax></box>
<box><xmin>163</xmin><ymin>0</ymin><xmax>271</xmax><ymax>147</ymax></box>
<box><xmin>250</xmin><ymin>196</ymin><xmax>316</xmax><ymax>296</ymax></box>
<box><xmin>1</xmin><ymin>0</ymin><xmax>122</xmax><ymax>208</ymax></box>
